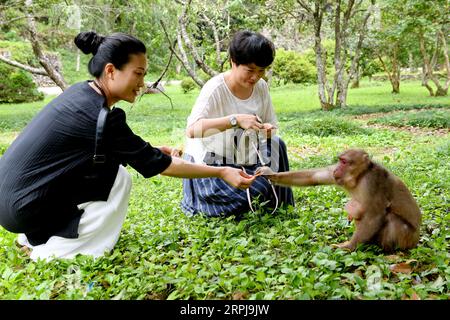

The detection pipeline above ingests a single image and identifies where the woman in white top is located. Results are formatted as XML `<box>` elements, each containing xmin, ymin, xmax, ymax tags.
<box><xmin>182</xmin><ymin>30</ymin><xmax>294</xmax><ymax>217</ymax></box>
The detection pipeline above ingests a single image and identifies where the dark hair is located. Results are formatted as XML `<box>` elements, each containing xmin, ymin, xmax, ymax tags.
<box><xmin>74</xmin><ymin>31</ymin><xmax>146</xmax><ymax>78</ymax></box>
<box><xmin>229</xmin><ymin>30</ymin><xmax>275</xmax><ymax>68</ymax></box>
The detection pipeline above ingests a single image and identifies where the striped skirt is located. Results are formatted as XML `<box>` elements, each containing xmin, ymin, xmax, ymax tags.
<box><xmin>181</xmin><ymin>136</ymin><xmax>294</xmax><ymax>217</ymax></box>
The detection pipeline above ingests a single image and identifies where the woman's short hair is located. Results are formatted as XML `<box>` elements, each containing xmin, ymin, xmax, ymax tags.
<box><xmin>229</xmin><ymin>30</ymin><xmax>275</xmax><ymax>68</ymax></box>
<box><xmin>74</xmin><ymin>31</ymin><xmax>146</xmax><ymax>78</ymax></box>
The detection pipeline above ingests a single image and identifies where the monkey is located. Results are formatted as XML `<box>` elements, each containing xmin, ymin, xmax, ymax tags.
<box><xmin>256</xmin><ymin>149</ymin><xmax>421</xmax><ymax>252</ymax></box>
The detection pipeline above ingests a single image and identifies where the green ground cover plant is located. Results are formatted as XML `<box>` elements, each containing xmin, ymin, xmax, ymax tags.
<box><xmin>367</xmin><ymin>109</ymin><xmax>450</xmax><ymax>129</ymax></box>
<box><xmin>0</xmin><ymin>82</ymin><xmax>448</xmax><ymax>300</ymax></box>
<box><xmin>0</xmin><ymin>63</ymin><xmax>44</xmax><ymax>103</ymax></box>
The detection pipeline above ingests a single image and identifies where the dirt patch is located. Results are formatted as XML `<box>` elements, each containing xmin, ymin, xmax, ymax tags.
<box><xmin>367</xmin><ymin>146</ymin><xmax>400</xmax><ymax>158</ymax></box>
<box><xmin>289</xmin><ymin>145</ymin><xmax>400</xmax><ymax>162</ymax></box>
<box><xmin>289</xmin><ymin>145</ymin><xmax>323</xmax><ymax>160</ymax></box>
<box><xmin>350</xmin><ymin>107</ymin><xmax>445</xmax><ymax>121</ymax></box>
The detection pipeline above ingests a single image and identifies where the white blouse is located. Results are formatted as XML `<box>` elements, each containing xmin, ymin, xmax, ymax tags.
<box><xmin>185</xmin><ymin>73</ymin><xmax>277</xmax><ymax>165</ymax></box>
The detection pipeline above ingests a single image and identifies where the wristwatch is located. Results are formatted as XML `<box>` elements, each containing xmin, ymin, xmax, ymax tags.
<box><xmin>229</xmin><ymin>115</ymin><xmax>238</xmax><ymax>128</ymax></box>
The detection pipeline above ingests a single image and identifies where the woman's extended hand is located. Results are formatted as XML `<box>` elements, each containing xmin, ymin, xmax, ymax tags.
<box><xmin>159</xmin><ymin>146</ymin><xmax>182</xmax><ymax>158</ymax></box>
<box><xmin>221</xmin><ymin>167</ymin><xmax>256</xmax><ymax>189</ymax></box>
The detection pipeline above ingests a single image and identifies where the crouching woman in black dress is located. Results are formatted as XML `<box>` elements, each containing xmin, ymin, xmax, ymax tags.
<box><xmin>0</xmin><ymin>31</ymin><xmax>255</xmax><ymax>261</ymax></box>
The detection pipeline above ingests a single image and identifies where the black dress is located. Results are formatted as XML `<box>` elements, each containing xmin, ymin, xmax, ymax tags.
<box><xmin>0</xmin><ymin>81</ymin><xmax>172</xmax><ymax>245</ymax></box>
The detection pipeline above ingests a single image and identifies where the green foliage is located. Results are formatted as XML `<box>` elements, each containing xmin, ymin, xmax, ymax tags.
<box><xmin>368</xmin><ymin>109</ymin><xmax>450</xmax><ymax>129</ymax></box>
<box><xmin>0</xmin><ymin>40</ymin><xmax>39</xmax><ymax>67</ymax></box>
<box><xmin>1</xmin><ymin>30</ymin><xmax>21</xmax><ymax>42</ymax></box>
<box><xmin>284</xmin><ymin>116</ymin><xmax>371</xmax><ymax>137</ymax></box>
<box><xmin>0</xmin><ymin>64</ymin><xmax>44</xmax><ymax>103</ymax></box>
<box><xmin>333</xmin><ymin>104</ymin><xmax>449</xmax><ymax>116</ymax></box>
<box><xmin>272</xmin><ymin>49</ymin><xmax>316</xmax><ymax>85</ymax></box>
<box><xmin>302</xmin><ymin>40</ymin><xmax>336</xmax><ymax>72</ymax></box>
<box><xmin>359</xmin><ymin>47</ymin><xmax>384</xmax><ymax>79</ymax></box>
<box><xmin>181</xmin><ymin>77</ymin><xmax>197</xmax><ymax>94</ymax></box>
<box><xmin>57</xmin><ymin>48</ymin><xmax>91</xmax><ymax>84</ymax></box>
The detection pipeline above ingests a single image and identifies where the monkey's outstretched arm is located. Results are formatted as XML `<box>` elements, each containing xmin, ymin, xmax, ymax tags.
<box><xmin>268</xmin><ymin>166</ymin><xmax>337</xmax><ymax>187</ymax></box>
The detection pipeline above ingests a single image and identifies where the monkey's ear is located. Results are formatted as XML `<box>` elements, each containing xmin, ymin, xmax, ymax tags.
<box><xmin>362</xmin><ymin>152</ymin><xmax>371</xmax><ymax>166</ymax></box>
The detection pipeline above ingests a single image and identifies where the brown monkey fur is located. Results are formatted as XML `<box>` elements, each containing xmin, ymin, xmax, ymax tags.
<box><xmin>260</xmin><ymin>149</ymin><xmax>421</xmax><ymax>252</ymax></box>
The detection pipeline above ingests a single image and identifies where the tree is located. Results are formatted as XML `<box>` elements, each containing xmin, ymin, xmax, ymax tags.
<box><xmin>163</xmin><ymin>0</ymin><xmax>268</xmax><ymax>87</ymax></box>
<box><xmin>402</xmin><ymin>0</ymin><xmax>449</xmax><ymax>96</ymax></box>
<box><xmin>370</xmin><ymin>0</ymin><xmax>409</xmax><ymax>94</ymax></box>
<box><xmin>24</xmin><ymin>0</ymin><xmax>67</xmax><ymax>90</ymax></box>
<box><xmin>1</xmin><ymin>0</ymin><xmax>184</xmax><ymax>87</ymax></box>
<box><xmin>357</xmin><ymin>46</ymin><xmax>383</xmax><ymax>84</ymax></box>
<box><xmin>0</xmin><ymin>0</ymin><xmax>68</xmax><ymax>90</ymax></box>
<box><xmin>267</xmin><ymin>0</ymin><xmax>375</xmax><ymax>110</ymax></box>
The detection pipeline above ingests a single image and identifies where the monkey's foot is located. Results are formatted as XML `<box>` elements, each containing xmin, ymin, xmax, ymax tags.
<box><xmin>331</xmin><ymin>241</ymin><xmax>354</xmax><ymax>251</ymax></box>
<box><xmin>15</xmin><ymin>239</ymin><xmax>31</xmax><ymax>257</ymax></box>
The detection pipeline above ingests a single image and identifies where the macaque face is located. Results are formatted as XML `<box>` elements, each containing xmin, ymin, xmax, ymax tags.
<box><xmin>333</xmin><ymin>149</ymin><xmax>370</xmax><ymax>188</ymax></box>
<box><xmin>333</xmin><ymin>157</ymin><xmax>350</xmax><ymax>185</ymax></box>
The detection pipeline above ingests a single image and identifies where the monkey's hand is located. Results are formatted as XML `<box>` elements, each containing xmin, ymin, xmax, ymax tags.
<box><xmin>331</xmin><ymin>241</ymin><xmax>355</xmax><ymax>251</ymax></box>
<box><xmin>344</xmin><ymin>200</ymin><xmax>363</xmax><ymax>221</ymax></box>
<box><xmin>255</xmin><ymin>166</ymin><xmax>275</xmax><ymax>176</ymax></box>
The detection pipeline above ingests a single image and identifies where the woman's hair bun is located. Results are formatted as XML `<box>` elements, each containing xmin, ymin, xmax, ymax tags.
<box><xmin>74</xmin><ymin>31</ymin><xmax>105</xmax><ymax>55</ymax></box>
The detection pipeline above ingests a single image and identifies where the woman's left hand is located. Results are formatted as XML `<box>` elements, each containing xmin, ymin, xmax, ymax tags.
<box><xmin>159</xmin><ymin>146</ymin><xmax>183</xmax><ymax>158</ymax></box>
<box><xmin>261</xmin><ymin>123</ymin><xmax>277</xmax><ymax>138</ymax></box>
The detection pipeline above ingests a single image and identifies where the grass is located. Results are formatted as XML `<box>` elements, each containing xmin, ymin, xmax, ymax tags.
<box><xmin>270</xmin><ymin>80</ymin><xmax>450</xmax><ymax>114</ymax></box>
<box><xmin>368</xmin><ymin>109</ymin><xmax>450</xmax><ymax>129</ymax></box>
<box><xmin>0</xmin><ymin>81</ymin><xmax>449</xmax><ymax>300</ymax></box>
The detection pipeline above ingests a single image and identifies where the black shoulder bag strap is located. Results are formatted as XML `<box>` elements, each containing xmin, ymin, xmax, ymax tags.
<box><xmin>92</xmin><ymin>80</ymin><xmax>110</xmax><ymax>165</ymax></box>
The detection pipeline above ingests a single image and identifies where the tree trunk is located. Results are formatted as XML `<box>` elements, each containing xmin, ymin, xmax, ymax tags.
<box><xmin>392</xmin><ymin>79</ymin><xmax>400</xmax><ymax>94</ymax></box>
<box><xmin>176</xmin><ymin>32</ymin><xmax>205</xmax><ymax>87</ymax></box>
<box><xmin>418</xmin><ymin>31</ymin><xmax>447</xmax><ymax>96</ymax></box>
<box><xmin>332</xmin><ymin>0</ymin><xmax>343</xmax><ymax>106</ymax></box>
<box><xmin>299</xmin><ymin>0</ymin><xmax>371</xmax><ymax>109</ymax></box>
<box><xmin>338</xmin><ymin>0</ymin><xmax>372</xmax><ymax>105</ymax></box>
<box><xmin>312</xmin><ymin>1</ymin><xmax>333</xmax><ymax>110</ymax></box>
<box><xmin>421</xmin><ymin>63</ymin><xmax>435</xmax><ymax>96</ymax></box>
<box><xmin>408</xmin><ymin>52</ymin><xmax>415</xmax><ymax>73</ymax></box>
<box><xmin>438</xmin><ymin>29</ymin><xmax>450</xmax><ymax>92</ymax></box>
<box><xmin>160</xmin><ymin>19</ymin><xmax>204</xmax><ymax>87</ymax></box>
<box><xmin>391</xmin><ymin>47</ymin><xmax>400</xmax><ymax>94</ymax></box>
<box><xmin>351</xmin><ymin>77</ymin><xmax>360</xmax><ymax>88</ymax></box>
<box><xmin>351</xmin><ymin>62</ymin><xmax>361</xmax><ymax>88</ymax></box>
<box><xmin>334</xmin><ymin>0</ymin><xmax>357</xmax><ymax>108</ymax></box>
<box><xmin>338</xmin><ymin>86</ymin><xmax>348</xmax><ymax>107</ymax></box>
<box><xmin>434</xmin><ymin>87</ymin><xmax>447</xmax><ymax>96</ymax></box>
<box><xmin>265</xmin><ymin>68</ymin><xmax>273</xmax><ymax>88</ymax></box>
<box><xmin>76</xmin><ymin>50</ymin><xmax>80</xmax><ymax>72</ymax></box>
<box><xmin>201</xmin><ymin>12</ymin><xmax>223</xmax><ymax>68</ymax></box>
<box><xmin>377</xmin><ymin>47</ymin><xmax>400</xmax><ymax>94</ymax></box>
<box><xmin>24</xmin><ymin>0</ymin><xmax>67</xmax><ymax>91</ymax></box>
